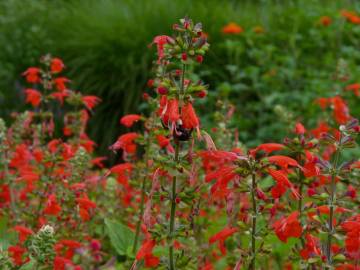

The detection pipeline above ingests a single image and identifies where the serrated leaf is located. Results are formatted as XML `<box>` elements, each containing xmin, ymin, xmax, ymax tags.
<box><xmin>105</xmin><ymin>219</ymin><xmax>135</xmax><ymax>257</ymax></box>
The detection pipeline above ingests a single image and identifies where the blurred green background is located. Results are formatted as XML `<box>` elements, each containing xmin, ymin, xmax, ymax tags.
<box><xmin>1</xmin><ymin>0</ymin><xmax>360</xmax><ymax>156</ymax></box>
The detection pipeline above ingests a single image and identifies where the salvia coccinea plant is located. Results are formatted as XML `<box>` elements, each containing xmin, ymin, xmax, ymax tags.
<box><xmin>1</xmin><ymin>17</ymin><xmax>360</xmax><ymax>270</ymax></box>
<box><xmin>0</xmin><ymin>55</ymin><xmax>106</xmax><ymax>269</ymax></box>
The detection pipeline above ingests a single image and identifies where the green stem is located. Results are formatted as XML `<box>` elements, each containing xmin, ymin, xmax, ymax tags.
<box><xmin>249</xmin><ymin>171</ymin><xmax>257</xmax><ymax>270</ymax></box>
<box><xmin>326</xmin><ymin>146</ymin><xmax>341</xmax><ymax>267</ymax></box>
<box><xmin>169</xmin><ymin>140</ymin><xmax>180</xmax><ymax>270</ymax></box>
<box><xmin>132</xmin><ymin>134</ymin><xmax>151</xmax><ymax>254</ymax></box>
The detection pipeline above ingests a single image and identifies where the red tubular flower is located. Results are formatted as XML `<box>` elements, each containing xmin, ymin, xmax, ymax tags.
<box><xmin>209</xmin><ymin>226</ymin><xmax>237</xmax><ymax>244</ymax></box>
<box><xmin>209</xmin><ymin>226</ymin><xmax>237</xmax><ymax>255</ymax></box>
<box><xmin>0</xmin><ymin>184</ymin><xmax>11</xmax><ymax>207</ymax></box>
<box><xmin>161</xmin><ymin>98</ymin><xmax>180</xmax><ymax>126</ymax></box>
<box><xmin>82</xmin><ymin>96</ymin><xmax>101</xmax><ymax>110</ymax></box>
<box><xmin>253</xmin><ymin>143</ymin><xmax>285</xmax><ymax>154</ymax></box>
<box><xmin>267</xmin><ymin>155</ymin><xmax>299</xmax><ymax>169</ymax></box>
<box><xmin>342</xmin><ymin>215</ymin><xmax>360</xmax><ymax>260</ymax></box>
<box><xmin>273</xmin><ymin>211</ymin><xmax>302</xmax><ymax>243</ymax></box>
<box><xmin>110</xmin><ymin>163</ymin><xmax>133</xmax><ymax>186</ymax></box>
<box><xmin>345</xmin><ymin>83</ymin><xmax>360</xmax><ymax>96</ymax></box>
<box><xmin>156</xmin><ymin>134</ymin><xmax>170</xmax><ymax>148</ymax></box>
<box><xmin>22</xmin><ymin>67</ymin><xmax>41</xmax><ymax>83</ymax></box>
<box><xmin>152</xmin><ymin>35</ymin><xmax>174</xmax><ymax>63</ymax></box>
<box><xmin>54</xmin><ymin>77</ymin><xmax>70</xmax><ymax>91</ymax></box>
<box><xmin>136</xmin><ymin>239</ymin><xmax>156</xmax><ymax>260</ymax></box>
<box><xmin>181</xmin><ymin>102</ymin><xmax>200</xmax><ymax>130</ymax></box>
<box><xmin>268</xmin><ymin>168</ymin><xmax>299</xmax><ymax>199</ymax></box>
<box><xmin>299</xmin><ymin>234</ymin><xmax>321</xmax><ymax>259</ymax></box>
<box><xmin>294</xmin><ymin>122</ymin><xmax>306</xmax><ymax>135</ymax></box>
<box><xmin>120</xmin><ymin>114</ymin><xmax>141</xmax><ymax>127</ymax></box>
<box><xmin>51</xmin><ymin>91</ymin><xmax>69</xmax><ymax>105</ymax></box>
<box><xmin>24</xmin><ymin>89</ymin><xmax>42</xmax><ymax>107</ymax></box>
<box><xmin>109</xmin><ymin>132</ymin><xmax>139</xmax><ymax>154</ymax></box>
<box><xmin>8</xmin><ymin>245</ymin><xmax>26</xmax><ymax>266</ymax></box>
<box><xmin>44</xmin><ymin>194</ymin><xmax>62</xmax><ymax>216</ymax></box>
<box><xmin>51</xmin><ymin>58</ymin><xmax>65</xmax><ymax>73</ymax></box>
<box><xmin>13</xmin><ymin>226</ymin><xmax>33</xmax><ymax>243</ymax></box>
<box><xmin>332</xmin><ymin>96</ymin><xmax>350</xmax><ymax>124</ymax></box>
<box><xmin>222</xmin><ymin>22</ymin><xmax>243</xmax><ymax>34</ymax></box>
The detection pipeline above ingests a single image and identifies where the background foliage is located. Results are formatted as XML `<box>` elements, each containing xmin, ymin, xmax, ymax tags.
<box><xmin>1</xmin><ymin>0</ymin><xmax>359</xmax><ymax>157</ymax></box>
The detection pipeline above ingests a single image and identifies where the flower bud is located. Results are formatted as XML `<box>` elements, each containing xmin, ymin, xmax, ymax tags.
<box><xmin>157</xmin><ymin>86</ymin><xmax>168</xmax><ymax>95</ymax></box>
<box><xmin>196</xmin><ymin>55</ymin><xmax>203</xmax><ymax>63</ymax></box>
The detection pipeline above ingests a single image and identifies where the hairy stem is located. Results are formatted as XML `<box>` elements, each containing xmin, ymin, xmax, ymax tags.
<box><xmin>249</xmin><ymin>171</ymin><xmax>257</xmax><ymax>270</ymax></box>
<box><xmin>169</xmin><ymin>140</ymin><xmax>180</xmax><ymax>270</ymax></box>
<box><xmin>326</xmin><ymin>146</ymin><xmax>341</xmax><ymax>267</ymax></box>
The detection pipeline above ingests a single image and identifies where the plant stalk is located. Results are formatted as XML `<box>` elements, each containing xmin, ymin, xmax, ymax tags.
<box><xmin>169</xmin><ymin>140</ymin><xmax>180</xmax><ymax>270</ymax></box>
<box><xmin>326</xmin><ymin>147</ymin><xmax>341</xmax><ymax>267</ymax></box>
<box><xmin>249</xmin><ymin>171</ymin><xmax>257</xmax><ymax>270</ymax></box>
<box><xmin>132</xmin><ymin>135</ymin><xmax>151</xmax><ymax>254</ymax></box>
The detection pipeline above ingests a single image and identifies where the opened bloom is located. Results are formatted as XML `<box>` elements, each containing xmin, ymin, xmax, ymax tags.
<box><xmin>273</xmin><ymin>211</ymin><xmax>302</xmax><ymax>243</ymax></box>
<box><xmin>120</xmin><ymin>114</ymin><xmax>141</xmax><ymax>127</ymax></box>
<box><xmin>24</xmin><ymin>89</ymin><xmax>42</xmax><ymax>107</ymax></box>
<box><xmin>51</xmin><ymin>58</ymin><xmax>65</xmax><ymax>73</ymax></box>
<box><xmin>22</xmin><ymin>67</ymin><xmax>41</xmax><ymax>83</ymax></box>
<box><xmin>82</xmin><ymin>96</ymin><xmax>101</xmax><ymax>110</ymax></box>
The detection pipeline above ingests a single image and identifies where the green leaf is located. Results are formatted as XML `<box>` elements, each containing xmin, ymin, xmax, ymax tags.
<box><xmin>104</xmin><ymin>218</ymin><xmax>135</xmax><ymax>257</ymax></box>
<box><xmin>19</xmin><ymin>259</ymin><xmax>36</xmax><ymax>270</ymax></box>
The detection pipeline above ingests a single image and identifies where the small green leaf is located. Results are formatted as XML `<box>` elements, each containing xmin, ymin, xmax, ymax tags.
<box><xmin>104</xmin><ymin>219</ymin><xmax>135</xmax><ymax>257</ymax></box>
<box><xmin>19</xmin><ymin>259</ymin><xmax>36</xmax><ymax>270</ymax></box>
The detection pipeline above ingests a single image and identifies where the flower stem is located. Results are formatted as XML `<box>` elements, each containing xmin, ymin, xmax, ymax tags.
<box><xmin>249</xmin><ymin>171</ymin><xmax>257</xmax><ymax>270</ymax></box>
<box><xmin>169</xmin><ymin>139</ymin><xmax>180</xmax><ymax>270</ymax></box>
<box><xmin>133</xmin><ymin>134</ymin><xmax>151</xmax><ymax>254</ymax></box>
<box><xmin>326</xmin><ymin>146</ymin><xmax>341</xmax><ymax>267</ymax></box>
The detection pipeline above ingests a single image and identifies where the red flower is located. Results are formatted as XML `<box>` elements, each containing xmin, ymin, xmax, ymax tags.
<box><xmin>0</xmin><ymin>184</ymin><xmax>11</xmax><ymax>207</ymax></box>
<box><xmin>156</xmin><ymin>134</ymin><xmax>170</xmax><ymax>148</ymax></box>
<box><xmin>109</xmin><ymin>132</ymin><xmax>139</xmax><ymax>154</ymax></box>
<box><xmin>181</xmin><ymin>102</ymin><xmax>200</xmax><ymax>130</ymax></box>
<box><xmin>222</xmin><ymin>22</ymin><xmax>243</xmax><ymax>34</ymax></box>
<box><xmin>136</xmin><ymin>239</ymin><xmax>155</xmax><ymax>260</ymax></box>
<box><xmin>332</xmin><ymin>96</ymin><xmax>350</xmax><ymax>124</ymax></box>
<box><xmin>161</xmin><ymin>98</ymin><xmax>180</xmax><ymax>126</ymax></box>
<box><xmin>152</xmin><ymin>35</ymin><xmax>174</xmax><ymax>63</ymax></box>
<box><xmin>24</xmin><ymin>89</ymin><xmax>41</xmax><ymax>107</ymax></box>
<box><xmin>267</xmin><ymin>155</ymin><xmax>299</xmax><ymax>169</ymax></box>
<box><xmin>51</xmin><ymin>91</ymin><xmax>69</xmax><ymax>105</ymax></box>
<box><xmin>82</xmin><ymin>96</ymin><xmax>101</xmax><ymax>110</ymax></box>
<box><xmin>22</xmin><ymin>67</ymin><xmax>41</xmax><ymax>83</ymax></box>
<box><xmin>8</xmin><ymin>245</ymin><xmax>26</xmax><ymax>266</ymax></box>
<box><xmin>254</xmin><ymin>143</ymin><xmax>285</xmax><ymax>154</ymax></box>
<box><xmin>209</xmin><ymin>226</ymin><xmax>237</xmax><ymax>255</ymax></box>
<box><xmin>54</xmin><ymin>77</ymin><xmax>70</xmax><ymax>91</ymax></box>
<box><xmin>300</xmin><ymin>234</ymin><xmax>321</xmax><ymax>259</ymax></box>
<box><xmin>120</xmin><ymin>114</ymin><xmax>141</xmax><ymax>127</ymax></box>
<box><xmin>345</xmin><ymin>83</ymin><xmax>360</xmax><ymax>96</ymax></box>
<box><xmin>209</xmin><ymin>226</ymin><xmax>237</xmax><ymax>244</ymax></box>
<box><xmin>319</xmin><ymin>16</ymin><xmax>332</xmax><ymax>26</ymax></box>
<box><xmin>273</xmin><ymin>211</ymin><xmax>302</xmax><ymax>243</ymax></box>
<box><xmin>51</xmin><ymin>58</ymin><xmax>65</xmax><ymax>73</ymax></box>
<box><xmin>44</xmin><ymin>194</ymin><xmax>62</xmax><ymax>216</ymax></box>
<box><xmin>294</xmin><ymin>122</ymin><xmax>306</xmax><ymax>135</ymax></box>
<box><xmin>342</xmin><ymin>215</ymin><xmax>360</xmax><ymax>259</ymax></box>
<box><xmin>13</xmin><ymin>226</ymin><xmax>33</xmax><ymax>243</ymax></box>
<box><xmin>268</xmin><ymin>168</ymin><xmax>299</xmax><ymax>199</ymax></box>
